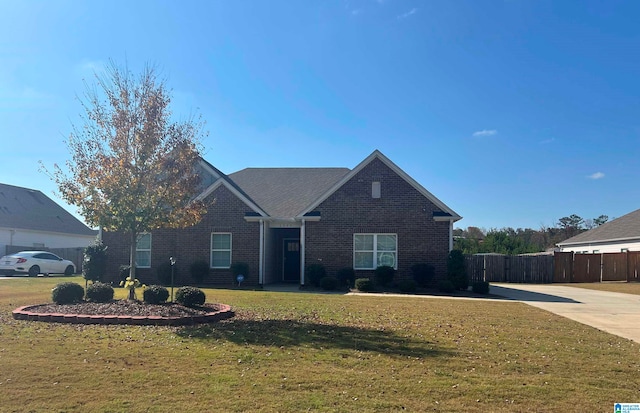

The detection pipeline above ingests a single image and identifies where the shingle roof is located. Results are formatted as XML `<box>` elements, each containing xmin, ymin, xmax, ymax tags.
<box><xmin>0</xmin><ymin>183</ymin><xmax>97</xmax><ymax>236</ymax></box>
<box><xmin>228</xmin><ymin>168</ymin><xmax>351</xmax><ymax>218</ymax></box>
<box><xmin>557</xmin><ymin>208</ymin><xmax>640</xmax><ymax>245</ymax></box>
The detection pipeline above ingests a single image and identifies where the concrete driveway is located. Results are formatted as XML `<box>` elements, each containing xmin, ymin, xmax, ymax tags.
<box><xmin>491</xmin><ymin>283</ymin><xmax>640</xmax><ymax>343</ymax></box>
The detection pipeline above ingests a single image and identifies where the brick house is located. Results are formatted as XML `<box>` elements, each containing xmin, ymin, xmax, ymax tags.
<box><xmin>101</xmin><ymin>150</ymin><xmax>461</xmax><ymax>286</ymax></box>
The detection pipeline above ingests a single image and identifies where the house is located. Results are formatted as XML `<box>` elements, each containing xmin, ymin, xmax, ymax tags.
<box><xmin>0</xmin><ymin>183</ymin><xmax>98</xmax><ymax>254</ymax></box>
<box><xmin>557</xmin><ymin>208</ymin><xmax>640</xmax><ymax>253</ymax></box>
<box><xmin>101</xmin><ymin>150</ymin><xmax>461</xmax><ymax>286</ymax></box>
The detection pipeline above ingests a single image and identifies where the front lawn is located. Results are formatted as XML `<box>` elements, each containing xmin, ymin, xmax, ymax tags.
<box><xmin>1</xmin><ymin>276</ymin><xmax>638</xmax><ymax>412</ymax></box>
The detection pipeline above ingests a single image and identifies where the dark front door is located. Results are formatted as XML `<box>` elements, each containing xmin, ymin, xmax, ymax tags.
<box><xmin>282</xmin><ymin>239</ymin><xmax>301</xmax><ymax>282</ymax></box>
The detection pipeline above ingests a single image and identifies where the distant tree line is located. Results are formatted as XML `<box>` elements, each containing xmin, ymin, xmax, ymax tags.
<box><xmin>453</xmin><ymin>214</ymin><xmax>609</xmax><ymax>255</ymax></box>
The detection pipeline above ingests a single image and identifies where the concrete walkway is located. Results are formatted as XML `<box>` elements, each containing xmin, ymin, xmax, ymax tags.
<box><xmin>491</xmin><ymin>283</ymin><xmax>640</xmax><ymax>343</ymax></box>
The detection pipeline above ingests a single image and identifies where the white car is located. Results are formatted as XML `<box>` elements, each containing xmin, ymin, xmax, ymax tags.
<box><xmin>0</xmin><ymin>251</ymin><xmax>76</xmax><ymax>277</ymax></box>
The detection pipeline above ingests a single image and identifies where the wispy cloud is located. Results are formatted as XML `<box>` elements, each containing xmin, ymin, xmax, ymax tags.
<box><xmin>397</xmin><ymin>8</ymin><xmax>417</xmax><ymax>19</ymax></box>
<box><xmin>472</xmin><ymin>129</ymin><xmax>497</xmax><ymax>137</ymax></box>
<box><xmin>588</xmin><ymin>172</ymin><xmax>605</xmax><ymax>180</ymax></box>
<box><xmin>539</xmin><ymin>138</ymin><xmax>555</xmax><ymax>144</ymax></box>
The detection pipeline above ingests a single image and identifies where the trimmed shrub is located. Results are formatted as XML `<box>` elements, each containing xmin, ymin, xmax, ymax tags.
<box><xmin>336</xmin><ymin>267</ymin><xmax>356</xmax><ymax>288</ymax></box>
<box><xmin>52</xmin><ymin>282</ymin><xmax>84</xmax><ymax>304</ymax></box>
<box><xmin>189</xmin><ymin>260</ymin><xmax>209</xmax><ymax>284</ymax></box>
<box><xmin>85</xmin><ymin>282</ymin><xmax>114</xmax><ymax>303</ymax></box>
<box><xmin>355</xmin><ymin>278</ymin><xmax>374</xmax><ymax>292</ymax></box>
<box><xmin>306</xmin><ymin>264</ymin><xmax>326</xmax><ymax>287</ymax></box>
<box><xmin>319</xmin><ymin>276</ymin><xmax>338</xmax><ymax>291</ymax></box>
<box><xmin>143</xmin><ymin>285</ymin><xmax>170</xmax><ymax>304</ymax></box>
<box><xmin>83</xmin><ymin>242</ymin><xmax>107</xmax><ymax>282</ymax></box>
<box><xmin>411</xmin><ymin>263</ymin><xmax>435</xmax><ymax>287</ymax></box>
<box><xmin>447</xmin><ymin>250</ymin><xmax>468</xmax><ymax>290</ymax></box>
<box><xmin>175</xmin><ymin>286</ymin><xmax>206</xmax><ymax>307</ymax></box>
<box><xmin>438</xmin><ymin>279</ymin><xmax>455</xmax><ymax>293</ymax></box>
<box><xmin>230</xmin><ymin>262</ymin><xmax>250</xmax><ymax>284</ymax></box>
<box><xmin>374</xmin><ymin>265</ymin><xmax>395</xmax><ymax>287</ymax></box>
<box><xmin>398</xmin><ymin>279</ymin><xmax>417</xmax><ymax>293</ymax></box>
<box><xmin>472</xmin><ymin>281</ymin><xmax>490</xmax><ymax>295</ymax></box>
<box><xmin>156</xmin><ymin>261</ymin><xmax>178</xmax><ymax>286</ymax></box>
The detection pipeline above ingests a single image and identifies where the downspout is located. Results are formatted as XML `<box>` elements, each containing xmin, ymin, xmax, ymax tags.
<box><xmin>259</xmin><ymin>220</ymin><xmax>264</xmax><ymax>285</ymax></box>
<box><xmin>300</xmin><ymin>219</ymin><xmax>306</xmax><ymax>286</ymax></box>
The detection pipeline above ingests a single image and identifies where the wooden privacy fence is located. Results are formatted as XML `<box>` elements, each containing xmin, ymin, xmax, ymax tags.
<box><xmin>468</xmin><ymin>252</ymin><xmax>640</xmax><ymax>284</ymax></box>
<box><xmin>4</xmin><ymin>245</ymin><xmax>85</xmax><ymax>274</ymax></box>
<box><xmin>466</xmin><ymin>254</ymin><xmax>555</xmax><ymax>284</ymax></box>
<box><xmin>554</xmin><ymin>251</ymin><xmax>640</xmax><ymax>283</ymax></box>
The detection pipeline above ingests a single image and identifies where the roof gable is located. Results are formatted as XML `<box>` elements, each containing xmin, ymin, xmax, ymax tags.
<box><xmin>228</xmin><ymin>168</ymin><xmax>350</xmax><ymax>218</ymax></box>
<box><xmin>0</xmin><ymin>183</ymin><xmax>96</xmax><ymax>236</ymax></box>
<box><xmin>558</xmin><ymin>208</ymin><xmax>640</xmax><ymax>246</ymax></box>
<box><xmin>299</xmin><ymin>150</ymin><xmax>461</xmax><ymax>221</ymax></box>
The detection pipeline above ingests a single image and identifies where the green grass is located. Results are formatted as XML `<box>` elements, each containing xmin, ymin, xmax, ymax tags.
<box><xmin>1</xmin><ymin>276</ymin><xmax>640</xmax><ymax>412</ymax></box>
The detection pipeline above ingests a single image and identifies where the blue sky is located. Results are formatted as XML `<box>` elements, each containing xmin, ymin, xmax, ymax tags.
<box><xmin>1</xmin><ymin>0</ymin><xmax>639</xmax><ymax>230</ymax></box>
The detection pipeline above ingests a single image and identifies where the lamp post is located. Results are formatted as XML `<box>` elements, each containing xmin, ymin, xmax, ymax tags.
<box><xmin>169</xmin><ymin>256</ymin><xmax>176</xmax><ymax>302</ymax></box>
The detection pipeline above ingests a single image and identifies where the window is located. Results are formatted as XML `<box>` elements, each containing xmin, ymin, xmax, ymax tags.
<box><xmin>354</xmin><ymin>234</ymin><xmax>397</xmax><ymax>270</ymax></box>
<box><xmin>622</xmin><ymin>248</ymin><xmax>629</xmax><ymax>253</ymax></box>
<box><xmin>136</xmin><ymin>233</ymin><xmax>151</xmax><ymax>268</ymax></box>
<box><xmin>211</xmin><ymin>233</ymin><xmax>232</xmax><ymax>268</ymax></box>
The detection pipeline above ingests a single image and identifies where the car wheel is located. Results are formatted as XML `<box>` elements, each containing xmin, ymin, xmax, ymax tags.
<box><xmin>28</xmin><ymin>266</ymin><xmax>40</xmax><ymax>277</ymax></box>
<box><xmin>64</xmin><ymin>265</ymin><xmax>74</xmax><ymax>276</ymax></box>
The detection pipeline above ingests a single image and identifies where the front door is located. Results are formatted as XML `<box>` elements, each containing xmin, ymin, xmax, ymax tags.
<box><xmin>282</xmin><ymin>239</ymin><xmax>301</xmax><ymax>282</ymax></box>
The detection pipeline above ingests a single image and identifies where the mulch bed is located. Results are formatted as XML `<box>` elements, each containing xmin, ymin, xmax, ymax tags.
<box><xmin>25</xmin><ymin>300</ymin><xmax>216</xmax><ymax>317</ymax></box>
<box><xmin>13</xmin><ymin>300</ymin><xmax>233</xmax><ymax>325</ymax></box>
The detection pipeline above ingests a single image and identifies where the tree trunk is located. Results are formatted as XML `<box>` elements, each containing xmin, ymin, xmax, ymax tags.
<box><xmin>128</xmin><ymin>231</ymin><xmax>137</xmax><ymax>300</ymax></box>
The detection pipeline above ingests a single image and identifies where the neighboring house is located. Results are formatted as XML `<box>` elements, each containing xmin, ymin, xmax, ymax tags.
<box><xmin>102</xmin><ymin>150</ymin><xmax>461</xmax><ymax>286</ymax></box>
<box><xmin>0</xmin><ymin>183</ymin><xmax>98</xmax><ymax>254</ymax></box>
<box><xmin>557</xmin><ymin>208</ymin><xmax>640</xmax><ymax>253</ymax></box>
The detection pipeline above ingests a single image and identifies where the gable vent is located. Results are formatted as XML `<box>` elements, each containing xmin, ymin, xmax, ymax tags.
<box><xmin>372</xmin><ymin>182</ymin><xmax>381</xmax><ymax>199</ymax></box>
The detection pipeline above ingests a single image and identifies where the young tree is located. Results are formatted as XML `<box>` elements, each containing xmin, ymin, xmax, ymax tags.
<box><xmin>50</xmin><ymin>62</ymin><xmax>207</xmax><ymax>299</ymax></box>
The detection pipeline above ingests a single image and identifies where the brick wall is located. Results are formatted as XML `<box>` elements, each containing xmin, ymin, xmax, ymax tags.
<box><xmin>102</xmin><ymin>185</ymin><xmax>260</xmax><ymax>286</ymax></box>
<box><xmin>305</xmin><ymin>158</ymin><xmax>450</xmax><ymax>283</ymax></box>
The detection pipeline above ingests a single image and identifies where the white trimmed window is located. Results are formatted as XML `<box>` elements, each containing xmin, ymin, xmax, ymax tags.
<box><xmin>135</xmin><ymin>233</ymin><xmax>151</xmax><ymax>268</ymax></box>
<box><xmin>211</xmin><ymin>233</ymin><xmax>232</xmax><ymax>269</ymax></box>
<box><xmin>354</xmin><ymin>234</ymin><xmax>397</xmax><ymax>270</ymax></box>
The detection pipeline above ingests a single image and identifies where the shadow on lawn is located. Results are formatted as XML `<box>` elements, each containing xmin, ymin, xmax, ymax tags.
<box><xmin>178</xmin><ymin>318</ymin><xmax>448</xmax><ymax>358</ymax></box>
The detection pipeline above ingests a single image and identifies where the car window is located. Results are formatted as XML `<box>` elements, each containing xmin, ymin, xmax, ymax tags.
<box><xmin>33</xmin><ymin>253</ymin><xmax>59</xmax><ymax>260</ymax></box>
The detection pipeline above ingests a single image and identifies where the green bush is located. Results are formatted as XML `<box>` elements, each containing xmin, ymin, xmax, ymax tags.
<box><xmin>447</xmin><ymin>250</ymin><xmax>468</xmax><ymax>290</ymax></box>
<box><xmin>156</xmin><ymin>261</ymin><xmax>178</xmax><ymax>286</ymax></box>
<box><xmin>398</xmin><ymin>279</ymin><xmax>417</xmax><ymax>293</ymax></box>
<box><xmin>374</xmin><ymin>265</ymin><xmax>395</xmax><ymax>287</ymax></box>
<box><xmin>355</xmin><ymin>278</ymin><xmax>374</xmax><ymax>292</ymax></box>
<box><xmin>52</xmin><ymin>282</ymin><xmax>85</xmax><ymax>304</ymax></box>
<box><xmin>143</xmin><ymin>285</ymin><xmax>170</xmax><ymax>304</ymax></box>
<box><xmin>85</xmin><ymin>282</ymin><xmax>114</xmax><ymax>303</ymax></box>
<box><xmin>83</xmin><ymin>242</ymin><xmax>107</xmax><ymax>282</ymax></box>
<box><xmin>230</xmin><ymin>262</ymin><xmax>250</xmax><ymax>283</ymax></box>
<box><xmin>472</xmin><ymin>281</ymin><xmax>490</xmax><ymax>295</ymax></box>
<box><xmin>189</xmin><ymin>260</ymin><xmax>209</xmax><ymax>284</ymax></box>
<box><xmin>438</xmin><ymin>279</ymin><xmax>455</xmax><ymax>293</ymax></box>
<box><xmin>411</xmin><ymin>263</ymin><xmax>434</xmax><ymax>287</ymax></box>
<box><xmin>175</xmin><ymin>286</ymin><xmax>206</xmax><ymax>307</ymax></box>
<box><xmin>306</xmin><ymin>264</ymin><xmax>326</xmax><ymax>287</ymax></box>
<box><xmin>336</xmin><ymin>267</ymin><xmax>356</xmax><ymax>288</ymax></box>
<box><xmin>319</xmin><ymin>276</ymin><xmax>338</xmax><ymax>291</ymax></box>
